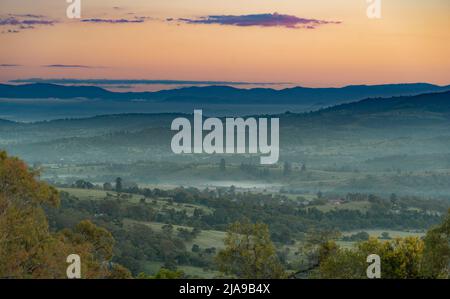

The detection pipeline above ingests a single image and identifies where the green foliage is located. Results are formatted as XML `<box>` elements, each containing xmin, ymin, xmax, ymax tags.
<box><xmin>115</xmin><ymin>177</ymin><xmax>122</xmax><ymax>193</ymax></box>
<box><xmin>216</xmin><ymin>220</ymin><xmax>286</xmax><ymax>279</ymax></box>
<box><xmin>0</xmin><ymin>151</ymin><xmax>129</xmax><ymax>278</ymax></box>
<box><xmin>297</xmin><ymin>229</ymin><xmax>341</xmax><ymax>273</ymax></box>
<box><xmin>342</xmin><ymin>231</ymin><xmax>370</xmax><ymax>242</ymax></box>
<box><xmin>62</xmin><ymin>220</ymin><xmax>115</xmax><ymax>261</ymax></box>
<box><xmin>316</xmin><ymin>237</ymin><xmax>424</xmax><ymax>279</ymax></box>
<box><xmin>420</xmin><ymin>209</ymin><xmax>450</xmax><ymax>278</ymax></box>
<box><xmin>137</xmin><ymin>268</ymin><xmax>184</xmax><ymax>279</ymax></box>
<box><xmin>46</xmin><ymin>183</ymin><xmax>448</xmax><ymax>278</ymax></box>
<box><xmin>107</xmin><ymin>264</ymin><xmax>133</xmax><ymax>279</ymax></box>
<box><xmin>380</xmin><ymin>232</ymin><xmax>391</xmax><ymax>240</ymax></box>
<box><xmin>316</xmin><ymin>248</ymin><xmax>366</xmax><ymax>279</ymax></box>
<box><xmin>316</xmin><ymin>210</ymin><xmax>450</xmax><ymax>279</ymax></box>
<box><xmin>219</xmin><ymin>158</ymin><xmax>226</xmax><ymax>172</ymax></box>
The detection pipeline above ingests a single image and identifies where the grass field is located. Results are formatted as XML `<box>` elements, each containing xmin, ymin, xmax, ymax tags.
<box><xmin>58</xmin><ymin>187</ymin><xmax>213</xmax><ymax>216</ymax></box>
<box><xmin>134</xmin><ymin>220</ymin><xmax>226</xmax><ymax>278</ymax></box>
<box><xmin>342</xmin><ymin>229</ymin><xmax>426</xmax><ymax>239</ymax></box>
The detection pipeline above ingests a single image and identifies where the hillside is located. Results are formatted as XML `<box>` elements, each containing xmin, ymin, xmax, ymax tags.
<box><xmin>1</xmin><ymin>91</ymin><xmax>449</xmax><ymax>166</ymax></box>
<box><xmin>323</xmin><ymin>91</ymin><xmax>450</xmax><ymax>114</ymax></box>
<box><xmin>1</xmin><ymin>83</ymin><xmax>449</xmax><ymax>105</ymax></box>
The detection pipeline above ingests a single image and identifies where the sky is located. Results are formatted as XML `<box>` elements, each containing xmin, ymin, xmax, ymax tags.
<box><xmin>0</xmin><ymin>0</ymin><xmax>449</xmax><ymax>88</ymax></box>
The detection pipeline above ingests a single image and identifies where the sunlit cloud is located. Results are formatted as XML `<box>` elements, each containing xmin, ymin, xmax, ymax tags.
<box><xmin>81</xmin><ymin>16</ymin><xmax>151</xmax><ymax>24</ymax></box>
<box><xmin>0</xmin><ymin>16</ymin><xmax>56</xmax><ymax>26</ymax></box>
<box><xmin>43</xmin><ymin>65</ymin><xmax>95</xmax><ymax>69</ymax></box>
<box><xmin>0</xmin><ymin>64</ymin><xmax>21</xmax><ymax>67</ymax></box>
<box><xmin>0</xmin><ymin>14</ymin><xmax>56</xmax><ymax>33</ymax></box>
<box><xmin>171</xmin><ymin>12</ymin><xmax>341</xmax><ymax>29</ymax></box>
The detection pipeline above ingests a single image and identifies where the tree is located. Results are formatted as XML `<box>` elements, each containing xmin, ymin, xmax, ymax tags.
<box><xmin>74</xmin><ymin>180</ymin><xmax>94</xmax><ymax>189</ymax></box>
<box><xmin>0</xmin><ymin>151</ymin><xmax>128</xmax><ymax>278</ymax></box>
<box><xmin>380</xmin><ymin>232</ymin><xmax>391</xmax><ymax>240</ymax></box>
<box><xmin>360</xmin><ymin>237</ymin><xmax>424</xmax><ymax>279</ymax></box>
<box><xmin>283</xmin><ymin>162</ymin><xmax>292</xmax><ymax>176</ymax></box>
<box><xmin>296</xmin><ymin>229</ymin><xmax>341</xmax><ymax>275</ymax></box>
<box><xmin>317</xmin><ymin>236</ymin><xmax>431</xmax><ymax>279</ymax></box>
<box><xmin>316</xmin><ymin>248</ymin><xmax>366</xmax><ymax>279</ymax></box>
<box><xmin>342</xmin><ymin>231</ymin><xmax>370</xmax><ymax>242</ymax></box>
<box><xmin>317</xmin><ymin>237</ymin><xmax>425</xmax><ymax>279</ymax></box>
<box><xmin>219</xmin><ymin>158</ymin><xmax>226</xmax><ymax>171</ymax></box>
<box><xmin>107</xmin><ymin>264</ymin><xmax>133</xmax><ymax>279</ymax></box>
<box><xmin>115</xmin><ymin>177</ymin><xmax>123</xmax><ymax>193</ymax></box>
<box><xmin>215</xmin><ymin>220</ymin><xmax>286</xmax><ymax>279</ymax></box>
<box><xmin>420</xmin><ymin>209</ymin><xmax>450</xmax><ymax>278</ymax></box>
<box><xmin>67</xmin><ymin>220</ymin><xmax>115</xmax><ymax>261</ymax></box>
<box><xmin>192</xmin><ymin>244</ymin><xmax>200</xmax><ymax>253</ymax></box>
<box><xmin>313</xmin><ymin>211</ymin><xmax>450</xmax><ymax>279</ymax></box>
<box><xmin>137</xmin><ymin>268</ymin><xmax>184</xmax><ymax>279</ymax></box>
<box><xmin>103</xmin><ymin>182</ymin><xmax>113</xmax><ymax>191</ymax></box>
<box><xmin>0</xmin><ymin>151</ymin><xmax>61</xmax><ymax>278</ymax></box>
<box><xmin>162</xmin><ymin>224</ymin><xmax>174</xmax><ymax>236</ymax></box>
<box><xmin>301</xmin><ymin>163</ymin><xmax>307</xmax><ymax>172</ymax></box>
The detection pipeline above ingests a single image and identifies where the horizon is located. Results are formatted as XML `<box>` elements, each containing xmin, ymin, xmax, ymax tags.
<box><xmin>2</xmin><ymin>80</ymin><xmax>450</xmax><ymax>93</ymax></box>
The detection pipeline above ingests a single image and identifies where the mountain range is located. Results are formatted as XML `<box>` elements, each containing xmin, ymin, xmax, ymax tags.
<box><xmin>1</xmin><ymin>83</ymin><xmax>450</xmax><ymax>106</ymax></box>
<box><xmin>1</xmin><ymin>90</ymin><xmax>450</xmax><ymax>169</ymax></box>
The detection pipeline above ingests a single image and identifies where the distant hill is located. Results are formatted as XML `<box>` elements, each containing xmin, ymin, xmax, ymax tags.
<box><xmin>1</xmin><ymin>83</ymin><xmax>449</xmax><ymax>106</ymax></box>
<box><xmin>2</xmin><ymin>90</ymin><xmax>449</xmax><ymax>140</ymax></box>
<box><xmin>2</xmin><ymin>90</ymin><xmax>450</xmax><ymax>166</ymax></box>
<box><xmin>0</xmin><ymin>119</ymin><xmax>16</xmax><ymax>125</ymax></box>
<box><xmin>1</xmin><ymin>90</ymin><xmax>449</xmax><ymax>129</ymax></box>
<box><xmin>0</xmin><ymin>83</ymin><xmax>116</xmax><ymax>99</ymax></box>
<box><xmin>320</xmin><ymin>91</ymin><xmax>450</xmax><ymax>114</ymax></box>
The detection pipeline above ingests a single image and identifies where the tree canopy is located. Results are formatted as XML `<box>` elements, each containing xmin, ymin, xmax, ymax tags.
<box><xmin>216</xmin><ymin>220</ymin><xmax>286</xmax><ymax>279</ymax></box>
<box><xmin>0</xmin><ymin>151</ymin><xmax>130</xmax><ymax>278</ymax></box>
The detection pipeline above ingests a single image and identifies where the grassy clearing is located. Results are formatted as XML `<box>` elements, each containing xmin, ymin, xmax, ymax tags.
<box><xmin>58</xmin><ymin>187</ymin><xmax>213</xmax><ymax>216</ymax></box>
<box><xmin>58</xmin><ymin>187</ymin><xmax>111</xmax><ymax>200</ymax></box>
<box><xmin>185</xmin><ymin>229</ymin><xmax>227</xmax><ymax>250</ymax></box>
<box><xmin>282</xmin><ymin>228</ymin><xmax>426</xmax><ymax>262</ymax></box>
<box><xmin>343</xmin><ymin>229</ymin><xmax>426</xmax><ymax>239</ymax></box>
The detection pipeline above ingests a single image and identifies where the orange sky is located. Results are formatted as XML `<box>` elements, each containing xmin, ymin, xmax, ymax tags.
<box><xmin>0</xmin><ymin>0</ymin><xmax>449</xmax><ymax>87</ymax></box>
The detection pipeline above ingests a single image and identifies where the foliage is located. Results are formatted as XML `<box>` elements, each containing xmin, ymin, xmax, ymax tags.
<box><xmin>342</xmin><ymin>231</ymin><xmax>370</xmax><ymax>242</ymax></box>
<box><xmin>420</xmin><ymin>209</ymin><xmax>450</xmax><ymax>278</ymax></box>
<box><xmin>137</xmin><ymin>268</ymin><xmax>184</xmax><ymax>279</ymax></box>
<box><xmin>215</xmin><ymin>220</ymin><xmax>286</xmax><ymax>279</ymax></box>
<box><xmin>0</xmin><ymin>151</ymin><xmax>127</xmax><ymax>278</ymax></box>
<box><xmin>316</xmin><ymin>209</ymin><xmax>450</xmax><ymax>279</ymax></box>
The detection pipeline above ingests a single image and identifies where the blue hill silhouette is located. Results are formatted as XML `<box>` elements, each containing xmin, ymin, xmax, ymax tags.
<box><xmin>1</xmin><ymin>83</ymin><xmax>449</xmax><ymax>106</ymax></box>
